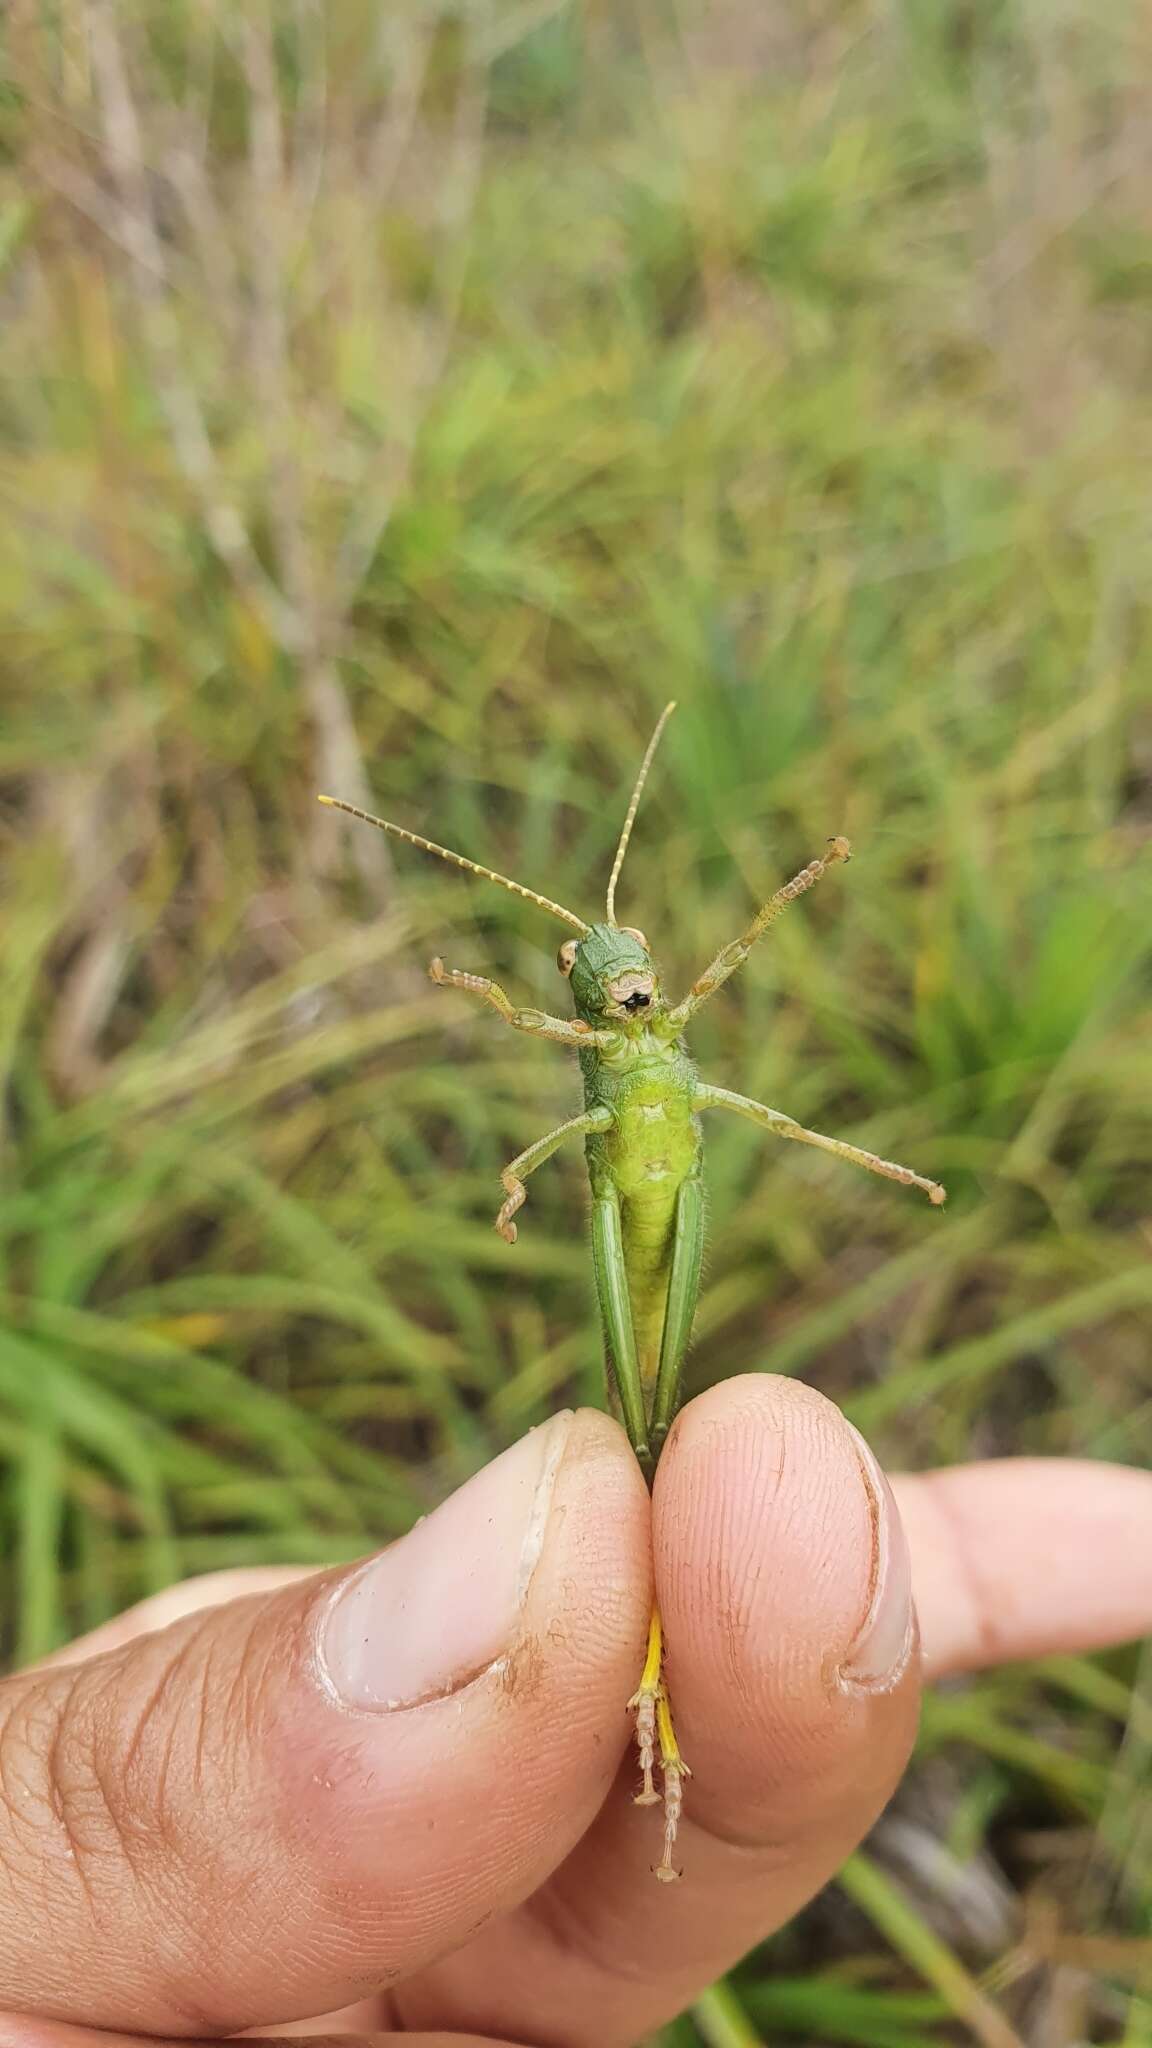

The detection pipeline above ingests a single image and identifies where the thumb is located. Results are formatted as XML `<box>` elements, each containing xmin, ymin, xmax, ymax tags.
<box><xmin>0</xmin><ymin>1411</ymin><xmax>649</xmax><ymax>2036</ymax></box>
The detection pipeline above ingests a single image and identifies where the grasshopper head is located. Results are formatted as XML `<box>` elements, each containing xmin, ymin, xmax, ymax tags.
<box><xmin>558</xmin><ymin>922</ymin><xmax>662</xmax><ymax>1029</ymax></box>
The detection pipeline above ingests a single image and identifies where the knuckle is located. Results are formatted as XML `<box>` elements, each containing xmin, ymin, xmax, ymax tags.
<box><xmin>0</xmin><ymin>1653</ymin><xmax>169</xmax><ymax>1891</ymax></box>
<box><xmin>0</xmin><ymin>1668</ymin><xmax>74</xmax><ymax>1867</ymax></box>
<box><xmin>0</xmin><ymin>1621</ymin><xmax>222</xmax><ymax>1914</ymax></box>
<box><xmin>0</xmin><ymin>1659</ymin><xmax>132</xmax><ymax>1947</ymax></box>
<box><xmin>0</xmin><ymin>1614</ymin><xmax>275</xmax><ymax>2024</ymax></box>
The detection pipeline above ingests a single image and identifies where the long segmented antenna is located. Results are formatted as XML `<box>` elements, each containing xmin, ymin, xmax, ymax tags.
<box><xmin>317</xmin><ymin>795</ymin><xmax>590</xmax><ymax>934</ymax></box>
<box><xmin>605</xmin><ymin>700</ymin><xmax>677</xmax><ymax>925</ymax></box>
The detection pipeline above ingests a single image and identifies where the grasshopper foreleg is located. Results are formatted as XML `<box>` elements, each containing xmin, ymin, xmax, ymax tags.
<box><xmin>631</xmin><ymin>1174</ymin><xmax>704</xmax><ymax>1879</ymax></box>
<box><xmin>667</xmin><ymin>837</ymin><xmax>852</xmax><ymax>1029</ymax></box>
<box><xmin>429</xmin><ymin>958</ymin><xmax>614</xmax><ymax>1049</ymax></box>
<box><xmin>594</xmin><ymin>1176</ymin><xmax>702</xmax><ymax>1879</ymax></box>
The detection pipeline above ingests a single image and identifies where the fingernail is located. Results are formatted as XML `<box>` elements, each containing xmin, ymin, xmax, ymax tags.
<box><xmin>318</xmin><ymin>1412</ymin><xmax>572</xmax><ymax>1710</ymax></box>
<box><xmin>838</xmin><ymin>1423</ymin><xmax>916</xmax><ymax>1693</ymax></box>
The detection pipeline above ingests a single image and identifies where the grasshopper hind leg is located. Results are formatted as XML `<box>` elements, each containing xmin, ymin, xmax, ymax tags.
<box><xmin>625</xmin><ymin>1175</ymin><xmax>703</xmax><ymax>1878</ymax></box>
<box><xmin>628</xmin><ymin>1604</ymin><xmax>691</xmax><ymax>1881</ymax></box>
<box><xmin>629</xmin><ymin>1608</ymin><xmax>663</xmax><ymax>1807</ymax></box>
<box><xmin>592</xmin><ymin>1182</ymin><xmax>697</xmax><ymax>1878</ymax></box>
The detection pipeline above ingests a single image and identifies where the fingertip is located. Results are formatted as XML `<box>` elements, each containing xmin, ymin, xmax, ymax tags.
<box><xmin>657</xmin><ymin>1374</ymin><xmax>878</xmax><ymax>1679</ymax></box>
<box><xmin>565</xmin><ymin>1400</ymin><xmax>648</xmax><ymax>1478</ymax></box>
<box><xmin>546</xmin><ymin>1404</ymin><xmax>651</xmax><ymax>1590</ymax></box>
<box><xmin>896</xmin><ymin>1456</ymin><xmax>1152</xmax><ymax>1679</ymax></box>
<box><xmin>520</xmin><ymin>1404</ymin><xmax>652</xmax><ymax>1700</ymax></box>
<box><xmin>653</xmin><ymin>1375</ymin><xmax>919</xmax><ymax>1836</ymax></box>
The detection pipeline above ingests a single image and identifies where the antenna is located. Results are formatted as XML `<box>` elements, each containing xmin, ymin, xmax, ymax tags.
<box><xmin>605</xmin><ymin>700</ymin><xmax>677</xmax><ymax>924</ymax></box>
<box><xmin>317</xmin><ymin>795</ymin><xmax>590</xmax><ymax>934</ymax></box>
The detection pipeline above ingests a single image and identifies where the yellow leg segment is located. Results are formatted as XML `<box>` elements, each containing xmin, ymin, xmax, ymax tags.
<box><xmin>627</xmin><ymin>1603</ymin><xmax>691</xmax><ymax>1880</ymax></box>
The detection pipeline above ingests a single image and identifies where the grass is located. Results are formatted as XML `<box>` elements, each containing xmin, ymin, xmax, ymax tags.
<box><xmin>2</xmin><ymin>0</ymin><xmax>1152</xmax><ymax>2038</ymax></box>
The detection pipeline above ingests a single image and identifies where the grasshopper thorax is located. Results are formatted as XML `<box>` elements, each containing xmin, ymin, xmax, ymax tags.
<box><xmin>559</xmin><ymin>921</ymin><xmax>662</xmax><ymax>1029</ymax></box>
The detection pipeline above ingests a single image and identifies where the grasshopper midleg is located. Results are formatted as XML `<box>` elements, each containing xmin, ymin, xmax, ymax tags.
<box><xmin>496</xmin><ymin>1107</ymin><xmax>613</xmax><ymax>1245</ymax></box>
<box><xmin>695</xmin><ymin>1086</ymin><xmax>947</xmax><ymax>1205</ymax></box>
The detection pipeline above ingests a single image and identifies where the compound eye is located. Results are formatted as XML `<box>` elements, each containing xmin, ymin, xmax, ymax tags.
<box><xmin>620</xmin><ymin>925</ymin><xmax>649</xmax><ymax>952</ymax></box>
<box><xmin>557</xmin><ymin>939</ymin><xmax>579</xmax><ymax>977</ymax></box>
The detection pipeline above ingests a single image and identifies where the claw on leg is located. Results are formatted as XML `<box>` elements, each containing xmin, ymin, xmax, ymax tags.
<box><xmin>627</xmin><ymin>1609</ymin><xmax>664</xmax><ymax>1805</ymax></box>
<box><xmin>628</xmin><ymin>1604</ymin><xmax>690</xmax><ymax>1879</ymax></box>
<box><xmin>495</xmin><ymin>1173</ymin><xmax>525</xmax><ymax>1243</ymax></box>
<box><xmin>429</xmin><ymin>955</ymin><xmax>491</xmax><ymax>996</ymax></box>
<box><xmin>655</xmin><ymin>1689</ymin><xmax>690</xmax><ymax>1883</ymax></box>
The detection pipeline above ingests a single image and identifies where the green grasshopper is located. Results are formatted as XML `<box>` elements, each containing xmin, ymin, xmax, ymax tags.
<box><xmin>319</xmin><ymin>702</ymin><xmax>945</xmax><ymax>1879</ymax></box>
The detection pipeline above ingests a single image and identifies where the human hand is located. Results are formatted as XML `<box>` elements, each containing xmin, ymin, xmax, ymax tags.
<box><xmin>2</xmin><ymin>1377</ymin><xmax>1150</xmax><ymax>2048</ymax></box>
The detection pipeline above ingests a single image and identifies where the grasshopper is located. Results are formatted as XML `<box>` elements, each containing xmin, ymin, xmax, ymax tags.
<box><xmin>319</xmin><ymin>702</ymin><xmax>945</xmax><ymax>1879</ymax></box>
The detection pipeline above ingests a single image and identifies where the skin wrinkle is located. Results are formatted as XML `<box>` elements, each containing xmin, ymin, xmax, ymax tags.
<box><xmin>4</xmin><ymin>1679</ymin><xmax>105</xmax><ymax>1956</ymax></box>
<box><xmin>146</xmin><ymin>1655</ymin><xmax>205</xmax><ymax>1862</ymax></box>
<box><xmin>655</xmin><ymin>1795</ymin><xmax>799</xmax><ymax>1867</ymax></box>
<box><xmin>225</xmin><ymin>1600</ymin><xmax>282</xmax><ymax>1755</ymax></box>
<box><xmin>33</xmin><ymin>1671</ymin><xmax>81</xmax><ymax>1835</ymax></box>
<box><xmin>48</xmin><ymin>1668</ymin><xmax>137</xmax><ymax>1882</ymax></box>
<box><xmin>190</xmin><ymin>1628</ymin><xmax>229</xmax><ymax>1805</ymax></box>
<box><xmin>87</xmin><ymin>1711</ymin><xmax>152</xmax><ymax>1891</ymax></box>
<box><xmin>109</xmin><ymin>1618</ymin><xmax>211</xmax><ymax>1820</ymax></box>
<box><xmin>521</xmin><ymin>1870</ymin><xmax>668</xmax><ymax>1999</ymax></box>
<box><xmin>0</xmin><ymin>1677</ymin><xmax>68</xmax><ymax>1879</ymax></box>
<box><xmin>38</xmin><ymin>1685</ymin><xmax>124</xmax><ymax>1979</ymax></box>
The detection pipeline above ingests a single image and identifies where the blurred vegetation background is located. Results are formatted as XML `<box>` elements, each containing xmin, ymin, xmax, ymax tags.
<box><xmin>2</xmin><ymin>0</ymin><xmax>1151</xmax><ymax>2041</ymax></box>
